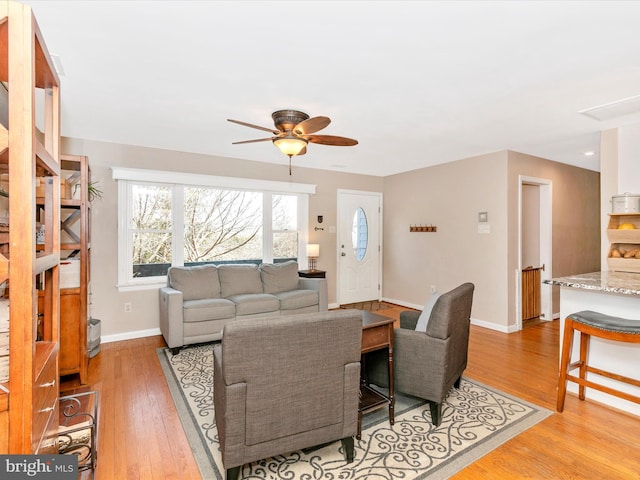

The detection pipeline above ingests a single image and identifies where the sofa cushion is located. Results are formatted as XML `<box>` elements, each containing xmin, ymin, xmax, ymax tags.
<box><xmin>260</xmin><ymin>261</ymin><xmax>299</xmax><ymax>294</ymax></box>
<box><xmin>276</xmin><ymin>289</ymin><xmax>319</xmax><ymax>310</ymax></box>
<box><xmin>183</xmin><ymin>298</ymin><xmax>236</xmax><ymax>323</ymax></box>
<box><xmin>168</xmin><ymin>265</ymin><xmax>221</xmax><ymax>301</ymax></box>
<box><xmin>218</xmin><ymin>264</ymin><xmax>263</xmax><ymax>297</ymax></box>
<box><xmin>228</xmin><ymin>293</ymin><xmax>280</xmax><ymax>316</ymax></box>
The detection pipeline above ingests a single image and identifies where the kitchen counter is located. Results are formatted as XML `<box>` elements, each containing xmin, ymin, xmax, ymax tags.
<box><xmin>545</xmin><ymin>270</ymin><xmax>640</xmax><ymax>417</ymax></box>
<box><xmin>543</xmin><ymin>270</ymin><xmax>640</xmax><ymax>296</ymax></box>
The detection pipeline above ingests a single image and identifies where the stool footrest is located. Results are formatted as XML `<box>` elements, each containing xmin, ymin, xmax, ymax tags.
<box><xmin>566</xmin><ymin>371</ymin><xmax>640</xmax><ymax>405</ymax></box>
<box><xmin>585</xmin><ymin>365</ymin><xmax>640</xmax><ymax>389</ymax></box>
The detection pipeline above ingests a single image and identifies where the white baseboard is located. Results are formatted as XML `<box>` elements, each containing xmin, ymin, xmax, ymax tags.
<box><xmin>101</xmin><ymin>327</ymin><xmax>161</xmax><ymax>344</ymax></box>
<box><xmin>384</xmin><ymin>296</ymin><xmax>516</xmax><ymax>333</ymax></box>
<box><xmin>381</xmin><ymin>297</ymin><xmax>423</xmax><ymax>311</ymax></box>
<box><xmin>470</xmin><ymin>318</ymin><xmax>511</xmax><ymax>333</ymax></box>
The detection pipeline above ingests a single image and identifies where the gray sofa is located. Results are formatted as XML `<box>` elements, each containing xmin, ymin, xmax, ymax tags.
<box><xmin>214</xmin><ymin>309</ymin><xmax>362</xmax><ymax>480</ymax></box>
<box><xmin>159</xmin><ymin>261</ymin><xmax>328</xmax><ymax>352</ymax></box>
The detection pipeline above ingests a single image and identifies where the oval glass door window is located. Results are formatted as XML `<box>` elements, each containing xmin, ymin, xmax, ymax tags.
<box><xmin>352</xmin><ymin>207</ymin><xmax>368</xmax><ymax>261</ymax></box>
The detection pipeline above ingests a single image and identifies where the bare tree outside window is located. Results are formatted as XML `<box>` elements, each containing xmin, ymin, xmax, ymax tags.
<box><xmin>272</xmin><ymin>194</ymin><xmax>298</xmax><ymax>260</ymax></box>
<box><xmin>131</xmin><ymin>184</ymin><xmax>172</xmax><ymax>276</ymax></box>
<box><xmin>184</xmin><ymin>187</ymin><xmax>263</xmax><ymax>262</ymax></box>
<box><xmin>129</xmin><ymin>182</ymin><xmax>300</xmax><ymax>279</ymax></box>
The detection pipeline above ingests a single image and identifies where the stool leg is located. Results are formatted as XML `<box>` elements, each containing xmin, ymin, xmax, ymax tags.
<box><xmin>557</xmin><ymin>318</ymin><xmax>574</xmax><ymax>412</ymax></box>
<box><xmin>578</xmin><ymin>332</ymin><xmax>589</xmax><ymax>401</ymax></box>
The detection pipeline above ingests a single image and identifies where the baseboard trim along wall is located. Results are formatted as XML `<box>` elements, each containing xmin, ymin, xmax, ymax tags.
<box><xmin>102</xmin><ymin>327</ymin><xmax>162</xmax><ymax>344</ymax></box>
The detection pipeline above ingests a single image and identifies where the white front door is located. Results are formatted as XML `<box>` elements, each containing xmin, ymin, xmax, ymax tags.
<box><xmin>337</xmin><ymin>190</ymin><xmax>382</xmax><ymax>305</ymax></box>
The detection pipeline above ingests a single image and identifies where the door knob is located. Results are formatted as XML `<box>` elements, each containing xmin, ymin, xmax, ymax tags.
<box><xmin>341</xmin><ymin>252</ymin><xmax>346</xmax><ymax>256</ymax></box>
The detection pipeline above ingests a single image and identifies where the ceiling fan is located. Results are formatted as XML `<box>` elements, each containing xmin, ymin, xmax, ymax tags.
<box><xmin>228</xmin><ymin>109</ymin><xmax>358</xmax><ymax>174</ymax></box>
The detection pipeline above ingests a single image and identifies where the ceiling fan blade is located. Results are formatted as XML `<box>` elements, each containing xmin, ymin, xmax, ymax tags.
<box><xmin>228</xmin><ymin>118</ymin><xmax>279</xmax><ymax>134</ymax></box>
<box><xmin>306</xmin><ymin>134</ymin><xmax>358</xmax><ymax>146</ymax></box>
<box><xmin>294</xmin><ymin>116</ymin><xmax>331</xmax><ymax>135</ymax></box>
<box><xmin>232</xmin><ymin>137</ymin><xmax>275</xmax><ymax>145</ymax></box>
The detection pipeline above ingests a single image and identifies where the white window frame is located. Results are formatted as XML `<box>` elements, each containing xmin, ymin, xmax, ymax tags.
<box><xmin>113</xmin><ymin>167</ymin><xmax>315</xmax><ymax>291</ymax></box>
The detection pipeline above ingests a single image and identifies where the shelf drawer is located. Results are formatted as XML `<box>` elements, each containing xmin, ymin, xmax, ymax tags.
<box><xmin>362</xmin><ymin>325</ymin><xmax>392</xmax><ymax>353</ymax></box>
<box><xmin>33</xmin><ymin>356</ymin><xmax>58</xmax><ymax>452</ymax></box>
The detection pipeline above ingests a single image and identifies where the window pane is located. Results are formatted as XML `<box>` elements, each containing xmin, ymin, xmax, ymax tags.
<box><xmin>273</xmin><ymin>231</ymin><xmax>298</xmax><ymax>261</ymax></box>
<box><xmin>131</xmin><ymin>184</ymin><xmax>172</xmax><ymax>278</ymax></box>
<box><xmin>132</xmin><ymin>232</ymin><xmax>172</xmax><ymax>277</ymax></box>
<box><xmin>184</xmin><ymin>187</ymin><xmax>263</xmax><ymax>263</ymax></box>
<box><xmin>132</xmin><ymin>184</ymin><xmax>171</xmax><ymax>229</ymax></box>
<box><xmin>352</xmin><ymin>207</ymin><xmax>368</xmax><ymax>261</ymax></box>
<box><xmin>273</xmin><ymin>194</ymin><xmax>297</xmax><ymax>231</ymax></box>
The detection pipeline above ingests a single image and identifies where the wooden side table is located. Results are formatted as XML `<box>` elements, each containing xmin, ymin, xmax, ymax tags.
<box><xmin>358</xmin><ymin>311</ymin><xmax>395</xmax><ymax>439</ymax></box>
<box><xmin>298</xmin><ymin>269</ymin><xmax>326</xmax><ymax>278</ymax></box>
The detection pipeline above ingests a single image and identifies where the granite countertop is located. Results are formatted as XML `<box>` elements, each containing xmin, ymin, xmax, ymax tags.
<box><xmin>544</xmin><ymin>271</ymin><xmax>640</xmax><ymax>296</ymax></box>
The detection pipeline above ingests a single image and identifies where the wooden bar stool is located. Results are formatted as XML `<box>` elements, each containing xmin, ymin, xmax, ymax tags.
<box><xmin>557</xmin><ymin>310</ymin><xmax>640</xmax><ymax>412</ymax></box>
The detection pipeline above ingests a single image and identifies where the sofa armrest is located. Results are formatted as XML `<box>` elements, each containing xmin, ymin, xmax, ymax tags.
<box><xmin>213</xmin><ymin>344</ymin><xmax>248</xmax><ymax>469</ymax></box>
<box><xmin>159</xmin><ymin>286</ymin><xmax>184</xmax><ymax>349</ymax></box>
<box><xmin>297</xmin><ymin>277</ymin><xmax>328</xmax><ymax>311</ymax></box>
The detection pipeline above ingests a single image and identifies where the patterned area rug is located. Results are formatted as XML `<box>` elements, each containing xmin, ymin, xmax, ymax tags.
<box><xmin>158</xmin><ymin>345</ymin><xmax>551</xmax><ymax>480</ymax></box>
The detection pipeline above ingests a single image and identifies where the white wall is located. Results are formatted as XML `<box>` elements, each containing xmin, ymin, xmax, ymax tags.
<box><xmin>618</xmin><ymin>123</ymin><xmax>640</xmax><ymax>194</ymax></box>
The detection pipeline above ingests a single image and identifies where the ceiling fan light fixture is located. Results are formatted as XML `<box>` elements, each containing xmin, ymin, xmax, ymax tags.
<box><xmin>273</xmin><ymin>135</ymin><xmax>308</xmax><ymax>157</ymax></box>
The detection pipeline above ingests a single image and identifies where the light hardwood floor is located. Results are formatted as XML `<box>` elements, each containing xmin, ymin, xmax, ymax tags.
<box><xmin>62</xmin><ymin>306</ymin><xmax>640</xmax><ymax>479</ymax></box>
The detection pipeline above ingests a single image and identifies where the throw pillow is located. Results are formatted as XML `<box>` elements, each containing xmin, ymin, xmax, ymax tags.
<box><xmin>218</xmin><ymin>264</ymin><xmax>263</xmax><ymax>297</ymax></box>
<box><xmin>415</xmin><ymin>292</ymin><xmax>441</xmax><ymax>332</ymax></box>
<box><xmin>260</xmin><ymin>261</ymin><xmax>299</xmax><ymax>294</ymax></box>
<box><xmin>168</xmin><ymin>265</ymin><xmax>221</xmax><ymax>301</ymax></box>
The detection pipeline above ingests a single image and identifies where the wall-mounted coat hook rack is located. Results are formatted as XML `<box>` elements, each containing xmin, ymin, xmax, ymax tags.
<box><xmin>409</xmin><ymin>224</ymin><xmax>437</xmax><ymax>233</ymax></box>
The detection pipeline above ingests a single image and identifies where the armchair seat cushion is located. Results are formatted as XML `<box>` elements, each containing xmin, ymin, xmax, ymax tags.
<box><xmin>183</xmin><ymin>298</ymin><xmax>236</xmax><ymax>322</ymax></box>
<box><xmin>229</xmin><ymin>293</ymin><xmax>280</xmax><ymax>316</ymax></box>
<box><xmin>276</xmin><ymin>289</ymin><xmax>319</xmax><ymax>310</ymax></box>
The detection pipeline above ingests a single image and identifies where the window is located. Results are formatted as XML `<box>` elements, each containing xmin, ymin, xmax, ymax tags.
<box><xmin>114</xmin><ymin>168</ymin><xmax>314</xmax><ymax>289</ymax></box>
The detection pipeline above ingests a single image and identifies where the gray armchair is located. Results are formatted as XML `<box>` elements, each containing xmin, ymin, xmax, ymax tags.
<box><xmin>213</xmin><ymin>309</ymin><xmax>362</xmax><ymax>480</ymax></box>
<box><xmin>366</xmin><ymin>282</ymin><xmax>474</xmax><ymax>426</ymax></box>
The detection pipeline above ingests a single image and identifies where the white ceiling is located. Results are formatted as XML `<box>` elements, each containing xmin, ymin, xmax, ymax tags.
<box><xmin>22</xmin><ymin>0</ymin><xmax>640</xmax><ymax>176</ymax></box>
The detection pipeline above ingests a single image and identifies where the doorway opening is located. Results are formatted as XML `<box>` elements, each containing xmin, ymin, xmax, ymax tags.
<box><xmin>517</xmin><ymin>176</ymin><xmax>552</xmax><ymax>330</ymax></box>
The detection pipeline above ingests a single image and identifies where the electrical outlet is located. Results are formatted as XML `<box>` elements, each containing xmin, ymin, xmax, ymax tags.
<box><xmin>124</xmin><ymin>302</ymin><xmax>132</xmax><ymax>313</ymax></box>
<box><xmin>430</xmin><ymin>285</ymin><xmax>437</xmax><ymax>294</ymax></box>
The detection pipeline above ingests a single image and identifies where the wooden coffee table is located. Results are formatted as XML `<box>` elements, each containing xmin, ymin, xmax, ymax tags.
<box><xmin>358</xmin><ymin>311</ymin><xmax>395</xmax><ymax>439</ymax></box>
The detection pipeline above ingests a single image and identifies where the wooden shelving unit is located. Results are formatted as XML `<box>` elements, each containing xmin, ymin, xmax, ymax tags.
<box><xmin>59</xmin><ymin>154</ymin><xmax>91</xmax><ymax>383</ymax></box>
<box><xmin>0</xmin><ymin>1</ymin><xmax>61</xmax><ymax>454</ymax></box>
<box><xmin>607</xmin><ymin>213</ymin><xmax>640</xmax><ymax>273</ymax></box>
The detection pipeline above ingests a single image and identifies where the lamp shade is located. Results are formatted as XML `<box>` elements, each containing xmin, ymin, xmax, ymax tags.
<box><xmin>306</xmin><ymin>243</ymin><xmax>320</xmax><ymax>257</ymax></box>
<box><xmin>273</xmin><ymin>135</ymin><xmax>308</xmax><ymax>156</ymax></box>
